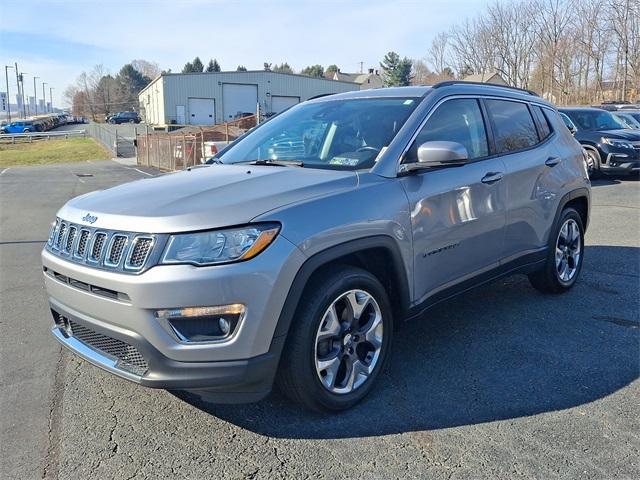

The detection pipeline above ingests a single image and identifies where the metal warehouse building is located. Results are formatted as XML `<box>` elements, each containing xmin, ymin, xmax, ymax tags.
<box><xmin>138</xmin><ymin>71</ymin><xmax>358</xmax><ymax>127</ymax></box>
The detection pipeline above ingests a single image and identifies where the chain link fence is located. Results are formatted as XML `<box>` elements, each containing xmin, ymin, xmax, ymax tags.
<box><xmin>136</xmin><ymin>115</ymin><xmax>257</xmax><ymax>171</ymax></box>
<box><xmin>85</xmin><ymin>123</ymin><xmax>138</xmax><ymax>157</ymax></box>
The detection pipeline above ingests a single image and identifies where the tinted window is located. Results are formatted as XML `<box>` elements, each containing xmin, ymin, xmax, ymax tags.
<box><xmin>562</xmin><ymin>109</ymin><xmax>626</xmax><ymax>131</ymax></box>
<box><xmin>406</xmin><ymin>98</ymin><xmax>488</xmax><ymax>162</ymax></box>
<box><xmin>486</xmin><ymin>100</ymin><xmax>538</xmax><ymax>153</ymax></box>
<box><xmin>532</xmin><ymin>106</ymin><xmax>552</xmax><ymax>140</ymax></box>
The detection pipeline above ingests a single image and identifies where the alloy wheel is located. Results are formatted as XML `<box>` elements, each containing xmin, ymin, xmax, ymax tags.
<box><xmin>555</xmin><ymin>218</ymin><xmax>581</xmax><ymax>282</ymax></box>
<box><xmin>314</xmin><ymin>289</ymin><xmax>383</xmax><ymax>394</ymax></box>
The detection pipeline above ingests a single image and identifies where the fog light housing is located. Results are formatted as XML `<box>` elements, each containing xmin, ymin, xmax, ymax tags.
<box><xmin>155</xmin><ymin>304</ymin><xmax>245</xmax><ymax>343</ymax></box>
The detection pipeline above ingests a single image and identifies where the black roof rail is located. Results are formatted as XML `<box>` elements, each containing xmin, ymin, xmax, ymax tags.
<box><xmin>432</xmin><ymin>80</ymin><xmax>539</xmax><ymax>97</ymax></box>
<box><xmin>307</xmin><ymin>93</ymin><xmax>335</xmax><ymax>100</ymax></box>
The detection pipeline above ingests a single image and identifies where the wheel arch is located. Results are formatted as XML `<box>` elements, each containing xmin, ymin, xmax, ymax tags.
<box><xmin>271</xmin><ymin>236</ymin><xmax>411</xmax><ymax>342</ymax></box>
<box><xmin>552</xmin><ymin>188</ymin><xmax>590</xmax><ymax>236</ymax></box>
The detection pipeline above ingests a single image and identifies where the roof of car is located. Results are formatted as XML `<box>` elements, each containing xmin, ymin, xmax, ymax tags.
<box><xmin>310</xmin><ymin>82</ymin><xmax>551</xmax><ymax>106</ymax></box>
<box><xmin>559</xmin><ymin>107</ymin><xmax>607</xmax><ymax>113</ymax></box>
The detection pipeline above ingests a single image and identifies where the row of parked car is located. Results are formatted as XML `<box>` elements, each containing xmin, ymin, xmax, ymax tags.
<box><xmin>0</xmin><ymin>113</ymin><xmax>85</xmax><ymax>134</ymax></box>
<box><xmin>558</xmin><ymin>104</ymin><xmax>640</xmax><ymax>177</ymax></box>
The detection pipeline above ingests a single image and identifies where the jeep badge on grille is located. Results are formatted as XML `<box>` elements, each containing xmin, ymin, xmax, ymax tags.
<box><xmin>82</xmin><ymin>213</ymin><xmax>98</xmax><ymax>224</ymax></box>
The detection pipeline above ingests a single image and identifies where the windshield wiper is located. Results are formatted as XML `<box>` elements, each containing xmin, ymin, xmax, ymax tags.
<box><xmin>245</xmin><ymin>159</ymin><xmax>304</xmax><ymax>167</ymax></box>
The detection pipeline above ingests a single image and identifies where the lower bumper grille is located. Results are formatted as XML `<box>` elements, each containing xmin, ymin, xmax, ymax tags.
<box><xmin>52</xmin><ymin>310</ymin><xmax>148</xmax><ymax>376</ymax></box>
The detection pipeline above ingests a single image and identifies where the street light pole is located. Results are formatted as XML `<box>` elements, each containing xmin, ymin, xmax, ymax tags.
<box><xmin>33</xmin><ymin>76</ymin><xmax>39</xmax><ymax>115</ymax></box>
<box><xmin>19</xmin><ymin>72</ymin><xmax>28</xmax><ymax>118</ymax></box>
<box><xmin>42</xmin><ymin>83</ymin><xmax>47</xmax><ymax>112</ymax></box>
<box><xmin>49</xmin><ymin>87</ymin><xmax>54</xmax><ymax>113</ymax></box>
<box><xmin>4</xmin><ymin>65</ymin><xmax>13</xmax><ymax>122</ymax></box>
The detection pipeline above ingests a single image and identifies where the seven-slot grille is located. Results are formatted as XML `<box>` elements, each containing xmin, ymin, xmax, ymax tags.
<box><xmin>47</xmin><ymin>218</ymin><xmax>155</xmax><ymax>273</ymax></box>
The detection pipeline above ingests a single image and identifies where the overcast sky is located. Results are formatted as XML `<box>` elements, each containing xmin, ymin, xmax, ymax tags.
<box><xmin>0</xmin><ymin>0</ymin><xmax>488</xmax><ymax>107</ymax></box>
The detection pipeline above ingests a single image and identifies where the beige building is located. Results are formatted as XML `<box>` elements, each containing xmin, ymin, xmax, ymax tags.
<box><xmin>328</xmin><ymin>68</ymin><xmax>384</xmax><ymax>90</ymax></box>
<box><xmin>462</xmin><ymin>71</ymin><xmax>509</xmax><ymax>86</ymax></box>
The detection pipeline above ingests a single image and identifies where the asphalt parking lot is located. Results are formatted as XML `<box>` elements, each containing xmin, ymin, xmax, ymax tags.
<box><xmin>1</xmin><ymin>160</ymin><xmax>638</xmax><ymax>479</ymax></box>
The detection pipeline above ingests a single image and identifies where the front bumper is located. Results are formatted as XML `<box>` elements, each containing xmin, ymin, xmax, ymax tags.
<box><xmin>50</xmin><ymin>299</ymin><xmax>284</xmax><ymax>401</ymax></box>
<box><xmin>602</xmin><ymin>149</ymin><xmax>640</xmax><ymax>174</ymax></box>
<box><xmin>42</xmin><ymin>235</ymin><xmax>305</xmax><ymax>397</ymax></box>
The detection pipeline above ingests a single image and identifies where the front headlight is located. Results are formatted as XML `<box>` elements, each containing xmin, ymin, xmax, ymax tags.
<box><xmin>161</xmin><ymin>223</ymin><xmax>280</xmax><ymax>266</ymax></box>
<box><xmin>601</xmin><ymin>137</ymin><xmax>633</xmax><ymax>149</ymax></box>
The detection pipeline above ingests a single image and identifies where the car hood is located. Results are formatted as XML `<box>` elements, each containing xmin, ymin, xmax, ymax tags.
<box><xmin>57</xmin><ymin>164</ymin><xmax>358</xmax><ymax>233</ymax></box>
<box><xmin>596</xmin><ymin>129</ymin><xmax>640</xmax><ymax>140</ymax></box>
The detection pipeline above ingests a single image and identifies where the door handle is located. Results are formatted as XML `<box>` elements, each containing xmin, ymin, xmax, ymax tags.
<box><xmin>545</xmin><ymin>156</ymin><xmax>561</xmax><ymax>167</ymax></box>
<box><xmin>481</xmin><ymin>172</ymin><xmax>504</xmax><ymax>184</ymax></box>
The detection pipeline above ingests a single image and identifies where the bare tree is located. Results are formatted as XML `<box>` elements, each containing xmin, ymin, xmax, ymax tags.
<box><xmin>428</xmin><ymin>32</ymin><xmax>450</xmax><ymax>74</ymax></box>
<box><xmin>131</xmin><ymin>59</ymin><xmax>161</xmax><ymax>79</ymax></box>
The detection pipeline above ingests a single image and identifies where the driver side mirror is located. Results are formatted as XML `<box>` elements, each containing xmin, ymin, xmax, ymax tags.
<box><xmin>402</xmin><ymin>141</ymin><xmax>469</xmax><ymax>172</ymax></box>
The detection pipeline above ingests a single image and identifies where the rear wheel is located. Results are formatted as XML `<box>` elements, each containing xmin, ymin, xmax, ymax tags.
<box><xmin>529</xmin><ymin>208</ymin><xmax>584</xmax><ymax>293</ymax></box>
<box><xmin>277</xmin><ymin>266</ymin><xmax>393</xmax><ymax>412</ymax></box>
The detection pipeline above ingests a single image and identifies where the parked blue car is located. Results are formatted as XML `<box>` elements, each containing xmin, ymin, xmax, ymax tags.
<box><xmin>0</xmin><ymin>121</ymin><xmax>37</xmax><ymax>133</ymax></box>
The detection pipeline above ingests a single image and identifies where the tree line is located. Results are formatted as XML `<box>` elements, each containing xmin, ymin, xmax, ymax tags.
<box><xmin>65</xmin><ymin>60</ymin><xmax>161</xmax><ymax>120</ymax></box>
<box><xmin>415</xmin><ymin>0</ymin><xmax>639</xmax><ymax>104</ymax></box>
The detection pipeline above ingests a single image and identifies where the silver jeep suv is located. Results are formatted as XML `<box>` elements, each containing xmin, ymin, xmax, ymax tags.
<box><xmin>42</xmin><ymin>83</ymin><xmax>590</xmax><ymax>411</ymax></box>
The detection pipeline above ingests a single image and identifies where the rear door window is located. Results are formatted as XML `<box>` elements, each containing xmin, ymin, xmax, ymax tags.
<box><xmin>405</xmin><ymin>98</ymin><xmax>489</xmax><ymax>162</ymax></box>
<box><xmin>485</xmin><ymin>99</ymin><xmax>539</xmax><ymax>154</ymax></box>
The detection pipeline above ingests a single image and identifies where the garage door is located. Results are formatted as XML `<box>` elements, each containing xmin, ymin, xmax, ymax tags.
<box><xmin>188</xmin><ymin>98</ymin><xmax>215</xmax><ymax>125</ymax></box>
<box><xmin>271</xmin><ymin>96</ymin><xmax>299</xmax><ymax>114</ymax></box>
<box><xmin>222</xmin><ymin>84</ymin><xmax>258</xmax><ymax>122</ymax></box>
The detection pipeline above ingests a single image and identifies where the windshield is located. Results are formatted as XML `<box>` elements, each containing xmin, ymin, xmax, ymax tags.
<box><xmin>615</xmin><ymin>113</ymin><xmax>640</xmax><ymax>129</ymax></box>
<box><xmin>565</xmin><ymin>110</ymin><xmax>627</xmax><ymax>131</ymax></box>
<box><xmin>217</xmin><ymin>97</ymin><xmax>419</xmax><ymax>170</ymax></box>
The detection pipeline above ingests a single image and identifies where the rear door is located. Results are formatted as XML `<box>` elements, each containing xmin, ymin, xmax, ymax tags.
<box><xmin>484</xmin><ymin>99</ymin><xmax>564</xmax><ymax>262</ymax></box>
<box><xmin>399</xmin><ymin>97</ymin><xmax>507</xmax><ymax>304</ymax></box>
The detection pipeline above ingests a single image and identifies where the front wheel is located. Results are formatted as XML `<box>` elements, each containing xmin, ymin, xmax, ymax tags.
<box><xmin>277</xmin><ymin>266</ymin><xmax>393</xmax><ymax>412</ymax></box>
<box><xmin>529</xmin><ymin>208</ymin><xmax>584</xmax><ymax>293</ymax></box>
<box><xmin>585</xmin><ymin>149</ymin><xmax>601</xmax><ymax>178</ymax></box>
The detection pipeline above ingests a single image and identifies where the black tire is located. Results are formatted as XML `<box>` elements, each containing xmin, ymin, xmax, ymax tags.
<box><xmin>23</xmin><ymin>128</ymin><xmax>31</xmax><ymax>133</ymax></box>
<box><xmin>585</xmin><ymin>148</ymin><xmax>602</xmax><ymax>178</ymax></box>
<box><xmin>277</xmin><ymin>265</ymin><xmax>393</xmax><ymax>412</ymax></box>
<box><xmin>529</xmin><ymin>207</ymin><xmax>584</xmax><ymax>293</ymax></box>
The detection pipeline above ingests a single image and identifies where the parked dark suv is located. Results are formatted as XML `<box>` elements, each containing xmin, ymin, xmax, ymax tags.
<box><xmin>559</xmin><ymin>107</ymin><xmax>640</xmax><ymax>176</ymax></box>
<box><xmin>43</xmin><ymin>83</ymin><xmax>590</xmax><ymax>411</ymax></box>
<box><xmin>107</xmin><ymin>111</ymin><xmax>141</xmax><ymax>124</ymax></box>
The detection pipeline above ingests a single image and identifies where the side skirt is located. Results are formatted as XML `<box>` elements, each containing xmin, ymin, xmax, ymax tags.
<box><xmin>405</xmin><ymin>249</ymin><xmax>547</xmax><ymax>321</ymax></box>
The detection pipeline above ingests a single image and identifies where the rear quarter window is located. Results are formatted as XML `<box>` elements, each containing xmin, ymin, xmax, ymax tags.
<box><xmin>532</xmin><ymin>106</ymin><xmax>553</xmax><ymax>140</ymax></box>
<box><xmin>485</xmin><ymin>99</ymin><xmax>539</xmax><ymax>154</ymax></box>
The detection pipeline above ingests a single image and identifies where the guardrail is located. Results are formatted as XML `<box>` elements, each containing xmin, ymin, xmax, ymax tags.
<box><xmin>0</xmin><ymin>130</ymin><xmax>87</xmax><ymax>143</ymax></box>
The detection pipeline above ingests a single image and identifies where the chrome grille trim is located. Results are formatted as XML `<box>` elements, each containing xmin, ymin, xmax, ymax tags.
<box><xmin>75</xmin><ymin>229</ymin><xmax>91</xmax><ymax>259</ymax></box>
<box><xmin>45</xmin><ymin>217</ymin><xmax>161</xmax><ymax>274</ymax></box>
<box><xmin>105</xmin><ymin>234</ymin><xmax>128</xmax><ymax>267</ymax></box>
<box><xmin>125</xmin><ymin>236</ymin><xmax>154</xmax><ymax>271</ymax></box>
<box><xmin>89</xmin><ymin>232</ymin><xmax>107</xmax><ymax>262</ymax></box>
<box><xmin>55</xmin><ymin>222</ymin><xmax>68</xmax><ymax>250</ymax></box>
<box><xmin>64</xmin><ymin>226</ymin><xmax>77</xmax><ymax>254</ymax></box>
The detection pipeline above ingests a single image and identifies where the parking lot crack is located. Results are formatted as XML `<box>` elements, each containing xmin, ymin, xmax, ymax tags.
<box><xmin>42</xmin><ymin>347</ymin><xmax>66</xmax><ymax>479</ymax></box>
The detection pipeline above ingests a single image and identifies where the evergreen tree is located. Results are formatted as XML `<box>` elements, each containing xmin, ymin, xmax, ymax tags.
<box><xmin>326</xmin><ymin>64</ymin><xmax>339</xmax><ymax>74</ymax></box>
<box><xmin>237</xmin><ymin>65</ymin><xmax>247</xmax><ymax>72</ymax></box>
<box><xmin>191</xmin><ymin>57</ymin><xmax>204</xmax><ymax>73</ymax></box>
<box><xmin>301</xmin><ymin>65</ymin><xmax>324</xmax><ymax>77</ymax></box>
<box><xmin>380</xmin><ymin>52</ymin><xmax>413</xmax><ymax>86</ymax></box>
<box><xmin>206</xmin><ymin>59</ymin><xmax>221</xmax><ymax>72</ymax></box>
<box><xmin>182</xmin><ymin>61</ymin><xmax>193</xmax><ymax>73</ymax></box>
<box><xmin>273</xmin><ymin>62</ymin><xmax>293</xmax><ymax>73</ymax></box>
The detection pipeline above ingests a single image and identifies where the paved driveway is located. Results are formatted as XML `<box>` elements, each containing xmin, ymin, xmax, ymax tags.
<box><xmin>1</xmin><ymin>162</ymin><xmax>638</xmax><ymax>479</ymax></box>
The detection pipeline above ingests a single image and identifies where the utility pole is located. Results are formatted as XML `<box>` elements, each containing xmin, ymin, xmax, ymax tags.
<box><xmin>49</xmin><ymin>87</ymin><xmax>54</xmax><ymax>113</ymax></box>
<box><xmin>19</xmin><ymin>72</ymin><xmax>28</xmax><ymax>118</ymax></box>
<box><xmin>42</xmin><ymin>82</ymin><xmax>47</xmax><ymax>112</ymax></box>
<box><xmin>33</xmin><ymin>76</ymin><xmax>39</xmax><ymax>115</ymax></box>
<box><xmin>14</xmin><ymin>63</ymin><xmax>21</xmax><ymax>118</ymax></box>
<box><xmin>4</xmin><ymin>65</ymin><xmax>13</xmax><ymax>122</ymax></box>
<box><xmin>359</xmin><ymin>61</ymin><xmax>364</xmax><ymax>73</ymax></box>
